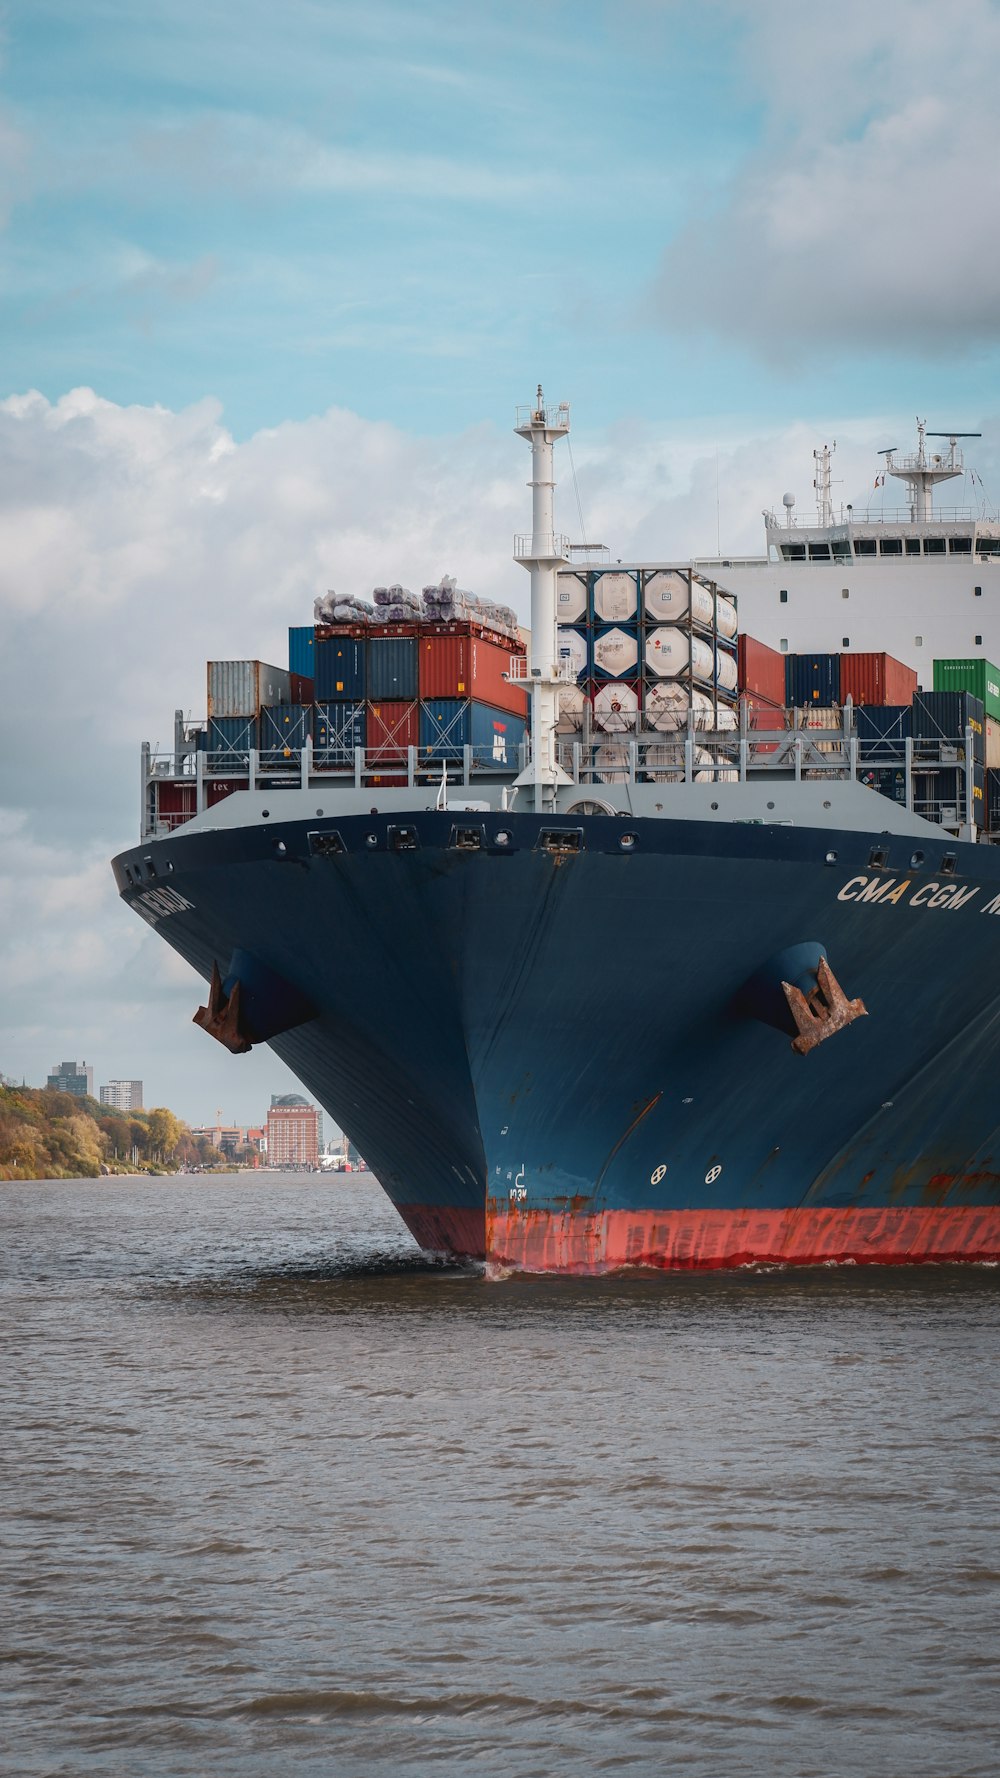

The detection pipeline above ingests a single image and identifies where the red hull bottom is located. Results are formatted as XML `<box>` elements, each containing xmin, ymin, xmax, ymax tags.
<box><xmin>485</xmin><ymin>1203</ymin><xmax>1000</xmax><ymax>1274</ymax></box>
<box><xmin>400</xmin><ymin>1202</ymin><xmax>487</xmax><ymax>1260</ymax></box>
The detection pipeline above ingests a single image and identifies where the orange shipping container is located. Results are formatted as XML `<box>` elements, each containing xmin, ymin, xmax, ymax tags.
<box><xmin>367</xmin><ymin>701</ymin><xmax>418</xmax><ymax>763</ymax></box>
<box><xmin>740</xmin><ymin>692</ymin><xmax>788</xmax><ymax>756</ymax></box>
<box><xmin>419</xmin><ymin>628</ymin><xmax>527</xmax><ymax>717</ymax></box>
<box><xmin>839</xmin><ymin>651</ymin><xmax>917</xmax><ymax>707</ymax></box>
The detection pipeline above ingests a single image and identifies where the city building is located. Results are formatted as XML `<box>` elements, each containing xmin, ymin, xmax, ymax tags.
<box><xmin>100</xmin><ymin>1079</ymin><xmax>144</xmax><ymax>1113</ymax></box>
<box><xmin>266</xmin><ymin>1094</ymin><xmax>321</xmax><ymax>1168</ymax></box>
<box><xmin>190</xmin><ymin>1123</ymin><xmax>244</xmax><ymax>1156</ymax></box>
<box><xmin>46</xmin><ymin>1060</ymin><xmax>94</xmax><ymax>1098</ymax></box>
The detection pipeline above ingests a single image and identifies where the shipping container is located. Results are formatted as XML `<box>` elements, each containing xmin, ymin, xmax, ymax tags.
<box><xmin>207</xmin><ymin>715</ymin><xmax>257</xmax><ymax>763</ymax></box>
<box><xmin>860</xmin><ymin>767</ymin><xmax>908</xmax><ymax>806</ymax></box>
<box><xmin>288</xmin><ymin>625</ymin><xmax>316</xmax><ymax>678</ymax></box>
<box><xmin>205</xmin><ymin>779</ymin><xmax>249</xmax><ymax>807</ymax></box>
<box><xmin>555</xmin><ymin>684</ymin><xmax>589</xmax><ymax>733</ymax></box>
<box><xmin>313</xmin><ymin>701</ymin><xmax>365</xmax><ymax>765</ymax></box>
<box><xmin>987</xmin><ymin>717</ymin><xmax>1000</xmax><ymax>769</ymax></box>
<box><xmin>207</xmin><ymin>660</ymin><xmax>292</xmax><ymax>718</ymax></box>
<box><xmin>367</xmin><ymin>636</ymin><xmax>418</xmax><ymax>701</ymax></box>
<box><xmin>419</xmin><ymin>699</ymin><xmax>527</xmax><ymax>766</ymax></box>
<box><xmin>556</xmin><ymin>572</ymin><xmax>588</xmax><ymax>624</ymax></box>
<box><xmin>593</xmin><ymin>682</ymin><xmax>639</xmax><ymax>733</ymax></box>
<box><xmin>740</xmin><ymin>691</ymin><xmax>787</xmax><ymax>756</ymax></box>
<box><xmin>259</xmin><ymin>703</ymin><xmax>311</xmax><ymax>757</ymax></box>
<box><xmin>315</xmin><ymin>635</ymin><xmax>366</xmax><ymax>701</ymax></box>
<box><xmin>556</xmin><ymin>626</ymin><xmax>590</xmax><ymax>681</ymax></box>
<box><xmin>645</xmin><ymin>626</ymin><xmax>738</xmax><ymax>691</ymax></box>
<box><xmin>593</xmin><ymin>624</ymin><xmax>640</xmax><ymax>680</ymax></box>
<box><xmin>593</xmin><ymin>570</ymin><xmax>639</xmax><ymax>623</ymax></box>
<box><xmin>839</xmin><ymin>651</ymin><xmax>917</xmax><ymax>708</ymax></box>
<box><xmin>932</xmin><ymin>656</ymin><xmax>1000</xmax><ymax>722</ymax></box>
<box><xmin>913</xmin><ymin>764</ymin><xmax>985</xmax><ymax>824</ymax></box>
<box><xmin>367</xmin><ymin>700</ymin><xmax>419</xmax><ymax>763</ymax></box>
<box><xmin>856</xmin><ymin>704</ymin><xmax>911</xmax><ymax>762</ymax></box>
<box><xmin>784</xmin><ymin>653</ymin><xmax>841</xmax><ymax>707</ymax></box>
<box><xmin>288</xmin><ymin>671</ymin><xmax>315</xmax><ymax>705</ymax></box>
<box><xmin>986</xmin><ymin>766</ymin><xmax>1000</xmax><ymax>831</ymax></box>
<box><xmin>417</xmin><ymin>628</ymin><xmax>527</xmax><ymax>716</ymax></box>
<box><xmin>737</xmin><ymin>635</ymin><xmax>786</xmax><ymax>705</ymax></box>
<box><xmin>643</xmin><ymin>570</ymin><xmax>738</xmax><ymax>638</ymax></box>
<box><xmin>911</xmin><ymin>691</ymin><xmax>985</xmax><ymax>762</ymax></box>
<box><xmin>155</xmin><ymin>782</ymin><xmax>196</xmax><ymax>817</ymax></box>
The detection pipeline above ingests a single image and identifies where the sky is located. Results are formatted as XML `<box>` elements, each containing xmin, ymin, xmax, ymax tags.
<box><xmin>2</xmin><ymin>0</ymin><xmax>1000</xmax><ymax>1124</ymax></box>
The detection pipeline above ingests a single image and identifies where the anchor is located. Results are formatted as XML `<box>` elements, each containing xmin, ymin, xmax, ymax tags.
<box><xmin>781</xmin><ymin>956</ymin><xmax>867</xmax><ymax>1056</ymax></box>
<box><xmin>193</xmin><ymin>961</ymin><xmax>253</xmax><ymax>1054</ymax></box>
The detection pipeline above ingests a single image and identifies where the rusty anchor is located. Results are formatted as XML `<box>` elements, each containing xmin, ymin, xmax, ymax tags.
<box><xmin>193</xmin><ymin>961</ymin><xmax>253</xmax><ymax>1055</ymax></box>
<box><xmin>781</xmin><ymin>956</ymin><xmax>867</xmax><ymax>1056</ymax></box>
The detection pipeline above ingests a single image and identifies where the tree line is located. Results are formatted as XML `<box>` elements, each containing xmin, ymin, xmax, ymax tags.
<box><xmin>0</xmin><ymin>1085</ymin><xmax>235</xmax><ymax>1179</ymax></box>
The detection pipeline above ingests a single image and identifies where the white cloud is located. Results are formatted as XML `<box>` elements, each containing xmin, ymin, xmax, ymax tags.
<box><xmin>651</xmin><ymin>0</ymin><xmax>1000</xmax><ymax>353</ymax></box>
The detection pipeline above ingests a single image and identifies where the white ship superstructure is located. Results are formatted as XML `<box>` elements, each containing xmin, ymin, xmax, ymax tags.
<box><xmin>686</xmin><ymin>421</ymin><xmax>1000</xmax><ymax>675</ymax></box>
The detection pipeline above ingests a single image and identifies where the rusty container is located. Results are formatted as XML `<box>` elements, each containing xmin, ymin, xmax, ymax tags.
<box><xmin>840</xmin><ymin>651</ymin><xmax>917</xmax><ymax>707</ymax></box>
<box><xmin>737</xmin><ymin>635</ymin><xmax>786</xmax><ymax>705</ymax></box>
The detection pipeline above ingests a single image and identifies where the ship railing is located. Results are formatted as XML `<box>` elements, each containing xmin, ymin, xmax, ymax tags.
<box><xmin>764</xmin><ymin>505</ymin><xmax>981</xmax><ymax>529</ymax></box>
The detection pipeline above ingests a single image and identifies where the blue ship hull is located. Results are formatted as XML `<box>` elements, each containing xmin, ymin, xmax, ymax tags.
<box><xmin>113</xmin><ymin>809</ymin><xmax>1000</xmax><ymax>1269</ymax></box>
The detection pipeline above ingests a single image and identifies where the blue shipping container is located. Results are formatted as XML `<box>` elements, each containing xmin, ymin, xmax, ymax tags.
<box><xmin>420</xmin><ymin>699</ymin><xmax>527</xmax><ymax>765</ymax></box>
<box><xmin>313</xmin><ymin>701</ymin><xmax>365</xmax><ymax>762</ymax></box>
<box><xmin>260</xmin><ymin>703</ymin><xmax>311</xmax><ymax>755</ymax></box>
<box><xmin>912</xmin><ymin>691</ymin><xmax>985</xmax><ymax>762</ymax></box>
<box><xmin>288</xmin><ymin>625</ymin><xmax>316</xmax><ymax>677</ymax></box>
<box><xmin>856</xmin><ymin>704</ymin><xmax>911</xmax><ymax>762</ymax></box>
<box><xmin>785</xmin><ymin>653</ymin><xmax>841</xmax><ymax>706</ymax></box>
<box><xmin>207</xmin><ymin>715</ymin><xmax>257</xmax><ymax>763</ymax></box>
<box><xmin>367</xmin><ymin>636</ymin><xmax>418</xmax><ymax>701</ymax></box>
<box><xmin>316</xmin><ymin>636</ymin><xmax>366</xmax><ymax>701</ymax></box>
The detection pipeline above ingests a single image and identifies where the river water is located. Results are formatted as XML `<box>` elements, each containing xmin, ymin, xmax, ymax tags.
<box><xmin>2</xmin><ymin>1173</ymin><xmax>999</xmax><ymax>1777</ymax></box>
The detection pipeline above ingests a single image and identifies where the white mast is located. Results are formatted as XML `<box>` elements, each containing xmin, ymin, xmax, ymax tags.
<box><xmin>884</xmin><ymin>418</ymin><xmax>979</xmax><ymax>523</ymax></box>
<box><xmin>514</xmin><ymin>387</ymin><xmax>572</xmax><ymax>806</ymax></box>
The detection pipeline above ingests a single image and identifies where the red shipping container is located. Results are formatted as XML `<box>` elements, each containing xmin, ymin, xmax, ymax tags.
<box><xmin>156</xmin><ymin>783</ymin><xmax>196</xmax><ymax>815</ymax></box>
<box><xmin>206</xmin><ymin>779</ymin><xmax>248</xmax><ymax>806</ymax></box>
<box><xmin>419</xmin><ymin>627</ymin><xmax>527</xmax><ymax>717</ymax></box>
<box><xmin>738</xmin><ymin>634</ymin><xmax>786</xmax><ymax>705</ymax></box>
<box><xmin>740</xmin><ymin>692</ymin><xmax>788</xmax><ymax>755</ymax></box>
<box><xmin>839</xmin><ymin>651</ymin><xmax>917</xmax><ymax>707</ymax></box>
<box><xmin>288</xmin><ymin>672</ymin><xmax>315</xmax><ymax>704</ymax></box>
<box><xmin>367</xmin><ymin>700</ymin><xmax>418</xmax><ymax>764</ymax></box>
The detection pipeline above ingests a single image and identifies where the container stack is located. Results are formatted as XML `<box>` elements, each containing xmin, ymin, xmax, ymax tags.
<box><xmin>555</xmin><ymin>566</ymin><xmax>740</xmax><ymax>748</ymax></box>
<box><xmin>206</xmin><ymin>660</ymin><xmax>314</xmax><ymax>769</ymax></box>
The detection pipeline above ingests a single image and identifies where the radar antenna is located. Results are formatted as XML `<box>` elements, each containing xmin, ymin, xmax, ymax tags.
<box><xmin>883</xmin><ymin>419</ymin><xmax>978</xmax><ymax>522</ymax></box>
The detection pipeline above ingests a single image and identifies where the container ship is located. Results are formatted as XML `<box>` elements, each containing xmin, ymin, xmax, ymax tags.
<box><xmin>112</xmin><ymin>395</ymin><xmax>1000</xmax><ymax>1271</ymax></box>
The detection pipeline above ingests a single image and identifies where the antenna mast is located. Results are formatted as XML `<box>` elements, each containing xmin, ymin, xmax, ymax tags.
<box><xmin>513</xmin><ymin>388</ymin><xmax>572</xmax><ymax>807</ymax></box>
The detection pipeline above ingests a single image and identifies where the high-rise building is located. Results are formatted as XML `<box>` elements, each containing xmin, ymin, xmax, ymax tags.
<box><xmin>47</xmin><ymin>1060</ymin><xmax>94</xmax><ymax>1098</ymax></box>
<box><xmin>266</xmin><ymin>1094</ymin><xmax>321</xmax><ymax>1168</ymax></box>
<box><xmin>100</xmin><ymin>1080</ymin><xmax>144</xmax><ymax>1113</ymax></box>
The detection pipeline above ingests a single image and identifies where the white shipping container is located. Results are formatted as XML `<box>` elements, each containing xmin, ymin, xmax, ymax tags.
<box><xmin>593</xmin><ymin>683</ymin><xmax>639</xmax><ymax>733</ymax></box>
<box><xmin>644</xmin><ymin>570</ymin><xmax>738</xmax><ymax>638</ymax></box>
<box><xmin>645</xmin><ymin>627</ymin><xmax>738</xmax><ymax>691</ymax></box>
<box><xmin>556</xmin><ymin>627</ymin><xmax>588</xmax><ymax>680</ymax></box>
<box><xmin>987</xmin><ymin>717</ymin><xmax>1000</xmax><ymax>768</ymax></box>
<box><xmin>207</xmin><ymin>660</ymin><xmax>293</xmax><ymax>718</ymax></box>
<box><xmin>595</xmin><ymin>740</ymin><xmax>632</xmax><ymax>782</ymax></box>
<box><xmin>593</xmin><ymin>626</ymin><xmax>639</xmax><ymax>679</ymax></box>
<box><xmin>556</xmin><ymin>573</ymin><xmax>588</xmax><ymax>623</ymax></box>
<box><xmin>593</xmin><ymin>571</ymin><xmax>638</xmax><ymax>623</ymax></box>
<box><xmin>644</xmin><ymin>683</ymin><xmax>714</xmax><ymax>732</ymax></box>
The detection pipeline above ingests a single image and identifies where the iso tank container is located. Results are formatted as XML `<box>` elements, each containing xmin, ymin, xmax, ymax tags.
<box><xmin>593</xmin><ymin>683</ymin><xmax>639</xmax><ymax>733</ymax></box>
<box><xmin>556</xmin><ymin>572</ymin><xmax>588</xmax><ymax>624</ymax></box>
<box><xmin>315</xmin><ymin>635</ymin><xmax>366</xmax><ymax>701</ymax></box>
<box><xmin>259</xmin><ymin>704</ymin><xmax>311</xmax><ymax>758</ymax></box>
<box><xmin>912</xmin><ymin>691</ymin><xmax>985</xmax><ymax>762</ymax></box>
<box><xmin>208</xmin><ymin>661</ymin><xmax>292</xmax><ymax>718</ymax></box>
<box><xmin>856</xmin><ymin>705</ymin><xmax>911</xmax><ymax>762</ymax></box>
<box><xmin>288</xmin><ymin>625</ymin><xmax>316</xmax><ymax>678</ymax></box>
<box><xmin>417</xmin><ymin>629</ymin><xmax>527</xmax><ymax>717</ymax></box>
<box><xmin>645</xmin><ymin>683</ymin><xmax>714</xmax><ymax>732</ymax></box>
<box><xmin>592</xmin><ymin>570</ymin><xmax>639</xmax><ymax>624</ymax></box>
<box><xmin>368</xmin><ymin>636</ymin><xmax>418</xmax><ymax>701</ymax></box>
<box><xmin>737</xmin><ymin>635</ymin><xmax>786</xmax><ymax>706</ymax></box>
<box><xmin>556</xmin><ymin>626</ymin><xmax>590</xmax><ymax>681</ymax></box>
<box><xmin>593</xmin><ymin>626</ymin><xmax>640</xmax><ymax>680</ymax></box>
<box><xmin>643</xmin><ymin>570</ymin><xmax>738</xmax><ymax>639</ymax></box>
<box><xmin>840</xmin><ymin>652</ymin><xmax>917</xmax><ymax>708</ymax></box>
<box><xmin>932</xmin><ymin>657</ymin><xmax>1000</xmax><ymax>722</ymax></box>
<box><xmin>555</xmin><ymin>684</ymin><xmax>588</xmax><ymax>733</ymax></box>
<box><xmin>367</xmin><ymin>700</ymin><xmax>419</xmax><ymax>763</ymax></box>
<box><xmin>645</xmin><ymin>627</ymin><xmax>738</xmax><ymax>692</ymax></box>
<box><xmin>785</xmin><ymin>653</ymin><xmax>841</xmax><ymax>707</ymax></box>
<box><xmin>313</xmin><ymin>701</ymin><xmax>365</xmax><ymax>765</ymax></box>
<box><xmin>419</xmin><ymin>700</ymin><xmax>527</xmax><ymax>766</ymax></box>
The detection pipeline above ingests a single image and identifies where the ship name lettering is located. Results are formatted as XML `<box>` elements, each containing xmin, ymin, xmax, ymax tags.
<box><xmin>908</xmin><ymin>881</ymin><xmax>980</xmax><ymax>911</ymax></box>
<box><xmin>981</xmin><ymin>892</ymin><xmax>1000</xmax><ymax>916</ymax></box>
<box><xmin>840</xmin><ymin>875</ymin><xmax>982</xmax><ymax>913</ymax></box>
<box><xmin>133</xmin><ymin>885</ymin><xmax>195</xmax><ymax>924</ymax></box>
<box><xmin>838</xmin><ymin>875</ymin><xmax>910</xmax><ymax>905</ymax></box>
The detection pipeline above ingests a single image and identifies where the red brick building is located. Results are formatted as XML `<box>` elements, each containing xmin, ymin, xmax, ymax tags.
<box><xmin>266</xmin><ymin>1095</ymin><xmax>320</xmax><ymax>1168</ymax></box>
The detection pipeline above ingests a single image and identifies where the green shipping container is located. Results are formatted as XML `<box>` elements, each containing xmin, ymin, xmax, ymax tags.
<box><xmin>932</xmin><ymin>657</ymin><xmax>1000</xmax><ymax>722</ymax></box>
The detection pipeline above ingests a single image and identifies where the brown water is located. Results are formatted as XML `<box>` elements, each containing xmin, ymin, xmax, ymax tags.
<box><xmin>2</xmin><ymin>1173</ymin><xmax>999</xmax><ymax>1777</ymax></box>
